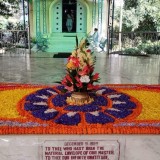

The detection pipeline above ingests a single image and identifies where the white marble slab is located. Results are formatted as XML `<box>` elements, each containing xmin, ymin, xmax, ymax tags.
<box><xmin>0</xmin><ymin>135</ymin><xmax>160</xmax><ymax>160</ymax></box>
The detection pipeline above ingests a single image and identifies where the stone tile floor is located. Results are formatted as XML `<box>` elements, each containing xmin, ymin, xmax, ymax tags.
<box><xmin>0</xmin><ymin>52</ymin><xmax>160</xmax><ymax>160</ymax></box>
<box><xmin>0</xmin><ymin>52</ymin><xmax>160</xmax><ymax>85</ymax></box>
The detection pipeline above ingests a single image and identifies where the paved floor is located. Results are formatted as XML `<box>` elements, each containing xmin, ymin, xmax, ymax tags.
<box><xmin>0</xmin><ymin>53</ymin><xmax>160</xmax><ymax>84</ymax></box>
<box><xmin>0</xmin><ymin>52</ymin><xmax>160</xmax><ymax>160</ymax></box>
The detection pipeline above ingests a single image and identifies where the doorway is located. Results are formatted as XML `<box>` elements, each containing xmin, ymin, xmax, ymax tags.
<box><xmin>62</xmin><ymin>0</ymin><xmax>77</xmax><ymax>32</ymax></box>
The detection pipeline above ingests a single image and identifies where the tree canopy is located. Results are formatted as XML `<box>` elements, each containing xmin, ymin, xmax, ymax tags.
<box><xmin>0</xmin><ymin>0</ymin><xmax>19</xmax><ymax>18</ymax></box>
<box><xmin>114</xmin><ymin>0</ymin><xmax>160</xmax><ymax>32</ymax></box>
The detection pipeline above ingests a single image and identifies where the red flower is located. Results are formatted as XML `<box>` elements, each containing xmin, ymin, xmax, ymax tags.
<box><xmin>92</xmin><ymin>73</ymin><xmax>99</xmax><ymax>81</ymax></box>
<box><xmin>68</xmin><ymin>56</ymin><xmax>80</xmax><ymax>67</ymax></box>
<box><xmin>61</xmin><ymin>75</ymin><xmax>73</xmax><ymax>86</ymax></box>
<box><xmin>86</xmin><ymin>49</ymin><xmax>91</xmax><ymax>53</ymax></box>
<box><xmin>65</xmin><ymin>85</ymin><xmax>74</xmax><ymax>92</ymax></box>
<box><xmin>61</xmin><ymin>77</ymin><xmax>67</xmax><ymax>85</ymax></box>
<box><xmin>75</xmin><ymin>76</ymin><xmax>83</xmax><ymax>88</ymax></box>
<box><xmin>66</xmin><ymin>75</ymin><xmax>73</xmax><ymax>83</ymax></box>
<box><xmin>87</xmin><ymin>83</ymin><xmax>94</xmax><ymax>90</ymax></box>
<box><xmin>78</xmin><ymin>65</ymin><xmax>91</xmax><ymax>76</ymax></box>
<box><xmin>87</xmin><ymin>84</ymin><xmax>99</xmax><ymax>90</ymax></box>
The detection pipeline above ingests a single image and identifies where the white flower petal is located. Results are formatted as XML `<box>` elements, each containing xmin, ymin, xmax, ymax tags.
<box><xmin>107</xmin><ymin>108</ymin><xmax>120</xmax><ymax>112</ymax></box>
<box><xmin>44</xmin><ymin>109</ymin><xmax>57</xmax><ymax>114</ymax></box>
<box><xmin>67</xmin><ymin>112</ymin><xmax>77</xmax><ymax>117</ymax></box>
<box><xmin>96</xmin><ymin>89</ymin><xmax>106</xmax><ymax>95</ymax></box>
<box><xmin>112</xmin><ymin>101</ymin><xmax>126</xmax><ymax>105</ymax></box>
<box><xmin>36</xmin><ymin>95</ymin><xmax>48</xmax><ymax>99</ymax></box>
<box><xmin>90</xmin><ymin>111</ymin><xmax>99</xmax><ymax>116</ymax></box>
<box><xmin>47</xmin><ymin>90</ymin><xmax>57</xmax><ymax>95</ymax></box>
<box><xmin>80</xmin><ymin>75</ymin><xmax>90</xmax><ymax>83</ymax></box>
<box><xmin>33</xmin><ymin>102</ymin><xmax>47</xmax><ymax>105</ymax></box>
<box><xmin>108</xmin><ymin>94</ymin><xmax>121</xmax><ymax>99</ymax></box>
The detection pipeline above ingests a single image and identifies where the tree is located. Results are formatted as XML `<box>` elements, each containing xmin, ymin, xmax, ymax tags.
<box><xmin>0</xmin><ymin>0</ymin><xmax>19</xmax><ymax>18</ymax></box>
<box><xmin>135</xmin><ymin>14</ymin><xmax>157</xmax><ymax>32</ymax></box>
<box><xmin>115</xmin><ymin>0</ymin><xmax>160</xmax><ymax>32</ymax></box>
<box><xmin>124</xmin><ymin>0</ymin><xmax>138</xmax><ymax>9</ymax></box>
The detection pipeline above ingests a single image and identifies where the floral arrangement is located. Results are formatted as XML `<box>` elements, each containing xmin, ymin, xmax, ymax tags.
<box><xmin>61</xmin><ymin>38</ymin><xmax>100</xmax><ymax>92</ymax></box>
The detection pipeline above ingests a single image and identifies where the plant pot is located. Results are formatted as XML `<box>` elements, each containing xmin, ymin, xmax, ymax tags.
<box><xmin>66</xmin><ymin>92</ymin><xmax>94</xmax><ymax>105</ymax></box>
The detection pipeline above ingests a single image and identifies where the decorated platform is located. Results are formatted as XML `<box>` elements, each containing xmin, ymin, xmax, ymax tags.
<box><xmin>0</xmin><ymin>83</ymin><xmax>160</xmax><ymax>134</ymax></box>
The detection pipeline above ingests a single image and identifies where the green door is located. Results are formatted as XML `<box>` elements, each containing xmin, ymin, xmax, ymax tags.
<box><xmin>76</xmin><ymin>1</ymin><xmax>87</xmax><ymax>33</ymax></box>
<box><xmin>52</xmin><ymin>1</ymin><xmax>62</xmax><ymax>32</ymax></box>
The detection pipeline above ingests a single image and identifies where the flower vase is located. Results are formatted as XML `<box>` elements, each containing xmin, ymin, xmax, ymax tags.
<box><xmin>66</xmin><ymin>92</ymin><xmax>94</xmax><ymax>105</ymax></box>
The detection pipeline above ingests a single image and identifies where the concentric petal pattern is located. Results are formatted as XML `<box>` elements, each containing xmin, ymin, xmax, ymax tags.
<box><xmin>22</xmin><ymin>86</ymin><xmax>140</xmax><ymax>126</ymax></box>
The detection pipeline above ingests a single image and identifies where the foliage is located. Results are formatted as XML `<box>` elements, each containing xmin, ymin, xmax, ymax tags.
<box><xmin>0</xmin><ymin>0</ymin><xmax>19</xmax><ymax>18</ymax></box>
<box><xmin>138</xmin><ymin>41</ymin><xmax>160</xmax><ymax>54</ymax></box>
<box><xmin>135</xmin><ymin>14</ymin><xmax>157</xmax><ymax>32</ymax></box>
<box><xmin>124</xmin><ymin>0</ymin><xmax>138</xmax><ymax>9</ymax></box>
<box><xmin>61</xmin><ymin>39</ymin><xmax>100</xmax><ymax>92</ymax></box>
<box><xmin>123</xmin><ymin>40</ymin><xmax>160</xmax><ymax>55</ymax></box>
<box><xmin>114</xmin><ymin>0</ymin><xmax>160</xmax><ymax>32</ymax></box>
<box><xmin>123</xmin><ymin>47</ymin><xmax>140</xmax><ymax>55</ymax></box>
<box><xmin>1</xmin><ymin>21</ymin><xmax>25</xmax><ymax>30</ymax></box>
<box><xmin>35</xmin><ymin>32</ymin><xmax>48</xmax><ymax>51</ymax></box>
<box><xmin>0</xmin><ymin>0</ymin><xmax>29</xmax><ymax>30</ymax></box>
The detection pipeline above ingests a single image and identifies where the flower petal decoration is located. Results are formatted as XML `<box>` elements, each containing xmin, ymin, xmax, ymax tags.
<box><xmin>91</xmin><ymin>95</ymin><xmax>108</xmax><ymax>106</ymax></box>
<box><xmin>85</xmin><ymin>112</ymin><xmax>115</xmax><ymax>124</ymax></box>
<box><xmin>96</xmin><ymin>87</ymin><xmax>116</xmax><ymax>95</ymax></box>
<box><xmin>36</xmin><ymin>88</ymin><xmax>58</xmax><ymax>96</ymax></box>
<box><xmin>106</xmin><ymin>109</ymin><xmax>133</xmax><ymax>119</ymax></box>
<box><xmin>32</xmin><ymin>108</ymin><xmax>59</xmax><ymax>120</ymax></box>
<box><xmin>55</xmin><ymin>112</ymin><xmax>81</xmax><ymax>125</ymax></box>
<box><xmin>24</xmin><ymin>102</ymin><xmax>48</xmax><ymax>111</ymax></box>
<box><xmin>56</xmin><ymin>85</ymin><xmax>65</xmax><ymax>91</ymax></box>
<box><xmin>1</xmin><ymin>83</ymin><xmax>159</xmax><ymax>134</ymax></box>
<box><xmin>108</xmin><ymin>94</ymin><xmax>130</xmax><ymax>101</ymax></box>
<box><xmin>64</xmin><ymin>104</ymin><xmax>101</xmax><ymax>112</ymax></box>
<box><xmin>52</xmin><ymin>93</ymin><xmax>70</xmax><ymax>107</ymax></box>
<box><xmin>112</xmin><ymin>101</ymin><xmax>136</xmax><ymax>110</ymax></box>
<box><xmin>26</xmin><ymin>94</ymin><xmax>48</xmax><ymax>102</ymax></box>
<box><xmin>21</xmin><ymin>86</ymin><xmax>139</xmax><ymax>126</ymax></box>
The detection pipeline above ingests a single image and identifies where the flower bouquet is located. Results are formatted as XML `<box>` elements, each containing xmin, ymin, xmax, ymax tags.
<box><xmin>61</xmin><ymin>38</ymin><xmax>100</xmax><ymax>105</ymax></box>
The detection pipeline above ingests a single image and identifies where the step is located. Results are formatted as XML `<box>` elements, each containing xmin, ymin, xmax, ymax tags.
<box><xmin>50</xmin><ymin>32</ymin><xmax>86</xmax><ymax>37</ymax></box>
<box><xmin>45</xmin><ymin>33</ymin><xmax>86</xmax><ymax>53</ymax></box>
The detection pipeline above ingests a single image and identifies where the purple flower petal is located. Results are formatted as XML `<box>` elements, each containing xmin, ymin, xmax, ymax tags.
<box><xmin>24</xmin><ymin>103</ymin><xmax>48</xmax><ymax>111</ymax></box>
<box><xmin>91</xmin><ymin>95</ymin><xmax>108</xmax><ymax>106</ymax></box>
<box><xmin>55</xmin><ymin>113</ymin><xmax>80</xmax><ymax>125</ymax></box>
<box><xmin>106</xmin><ymin>109</ymin><xmax>133</xmax><ymax>118</ymax></box>
<box><xmin>52</xmin><ymin>93</ymin><xmax>71</xmax><ymax>107</ymax></box>
<box><xmin>110</xmin><ymin>94</ymin><xmax>130</xmax><ymax>101</ymax></box>
<box><xmin>36</xmin><ymin>88</ymin><xmax>57</xmax><ymax>96</ymax></box>
<box><xmin>65</xmin><ymin>104</ymin><xmax>100</xmax><ymax>112</ymax></box>
<box><xmin>98</xmin><ymin>87</ymin><xmax>116</xmax><ymax>94</ymax></box>
<box><xmin>26</xmin><ymin>94</ymin><xmax>47</xmax><ymax>102</ymax></box>
<box><xmin>86</xmin><ymin>112</ymin><xmax>114</xmax><ymax>124</ymax></box>
<box><xmin>56</xmin><ymin>85</ymin><xmax>65</xmax><ymax>91</ymax></box>
<box><xmin>32</xmin><ymin>109</ymin><xmax>58</xmax><ymax>120</ymax></box>
<box><xmin>113</xmin><ymin>101</ymin><xmax>136</xmax><ymax>109</ymax></box>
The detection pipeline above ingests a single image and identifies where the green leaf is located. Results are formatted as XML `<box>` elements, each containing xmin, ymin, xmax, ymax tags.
<box><xmin>76</xmin><ymin>36</ymin><xmax>78</xmax><ymax>48</ymax></box>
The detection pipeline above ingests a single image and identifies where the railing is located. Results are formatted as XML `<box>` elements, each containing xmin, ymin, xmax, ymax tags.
<box><xmin>110</xmin><ymin>31</ymin><xmax>160</xmax><ymax>55</ymax></box>
<box><xmin>0</xmin><ymin>30</ymin><xmax>29</xmax><ymax>54</ymax></box>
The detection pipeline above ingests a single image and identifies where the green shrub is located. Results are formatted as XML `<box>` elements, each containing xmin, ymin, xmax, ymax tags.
<box><xmin>138</xmin><ymin>41</ymin><xmax>160</xmax><ymax>54</ymax></box>
<box><xmin>123</xmin><ymin>47</ymin><xmax>140</xmax><ymax>55</ymax></box>
<box><xmin>124</xmin><ymin>40</ymin><xmax>160</xmax><ymax>55</ymax></box>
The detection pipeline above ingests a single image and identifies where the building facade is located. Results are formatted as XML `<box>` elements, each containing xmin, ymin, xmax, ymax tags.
<box><xmin>30</xmin><ymin>0</ymin><xmax>113</xmax><ymax>52</ymax></box>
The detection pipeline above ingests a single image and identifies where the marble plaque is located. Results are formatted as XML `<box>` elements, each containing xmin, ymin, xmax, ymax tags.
<box><xmin>42</xmin><ymin>140</ymin><xmax>121</xmax><ymax>160</ymax></box>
